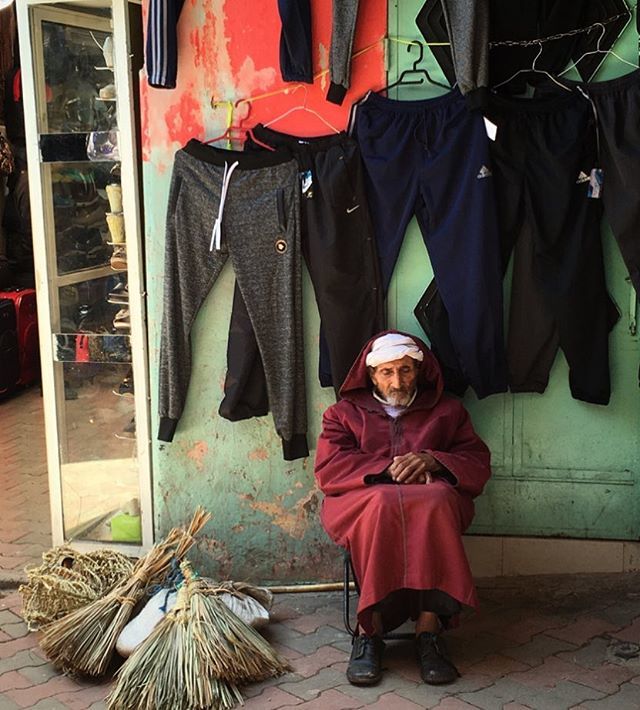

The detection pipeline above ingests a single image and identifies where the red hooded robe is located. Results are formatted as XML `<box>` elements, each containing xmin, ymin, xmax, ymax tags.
<box><xmin>314</xmin><ymin>330</ymin><xmax>491</xmax><ymax>634</ymax></box>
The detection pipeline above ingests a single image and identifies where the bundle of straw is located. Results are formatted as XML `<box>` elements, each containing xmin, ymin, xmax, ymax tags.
<box><xmin>107</xmin><ymin>561</ymin><xmax>290</xmax><ymax>710</ymax></box>
<box><xmin>40</xmin><ymin>508</ymin><xmax>211</xmax><ymax>677</ymax></box>
<box><xmin>107</xmin><ymin>577</ymin><xmax>243</xmax><ymax>710</ymax></box>
<box><xmin>20</xmin><ymin>547</ymin><xmax>134</xmax><ymax>630</ymax></box>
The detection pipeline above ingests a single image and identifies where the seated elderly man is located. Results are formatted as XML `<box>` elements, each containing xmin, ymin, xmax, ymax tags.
<box><xmin>314</xmin><ymin>331</ymin><xmax>491</xmax><ymax>686</ymax></box>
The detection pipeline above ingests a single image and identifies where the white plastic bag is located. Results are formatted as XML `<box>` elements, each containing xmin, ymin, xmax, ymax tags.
<box><xmin>218</xmin><ymin>592</ymin><xmax>270</xmax><ymax>628</ymax></box>
<box><xmin>116</xmin><ymin>588</ymin><xmax>177</xmax><ymax>658</ymax></box>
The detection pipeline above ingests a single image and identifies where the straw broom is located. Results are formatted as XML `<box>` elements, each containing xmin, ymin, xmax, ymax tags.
<box><xmin>106</xmin><ymin>573</ymin><xmax>244</xmax><ymax>710</ymax></box>
<box><xmin>40</xmin><ymin>508</ymin><xmax>211</xmax><ymax>677</ymax></box>
<box><xmin>107</xmin><ymin>561</ymin><xmax>290</xmax><ymax>710</ymax></box>
<box><xmin>192</xmin><ymin>575</ymin><xmax>290</xmax><ymax>684</ymax></box>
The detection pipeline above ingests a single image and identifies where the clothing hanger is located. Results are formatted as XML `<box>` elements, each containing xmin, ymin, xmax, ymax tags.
<box><xmin>383</xmin><ymin>40</ymin><xmax>450</xmax><ymax>91</ymax></box>
<box><xmin>264</xmin><ymin>85</ymin><xmax>341</xmax><ymax>134</ymax></box>
<box><xmin>493</xmin><ymin>40</ymin><xmax>572</xmax><ymax>92</ymax></box>
<box><xmin>204</xmin><ymin>99</ymin><xmax>253</xmax><ymax>146</ymax></box>
<box><xmin>558</xmin><ymin>19</ymin><xmax>638</xmax><ymax>80</ymax></box>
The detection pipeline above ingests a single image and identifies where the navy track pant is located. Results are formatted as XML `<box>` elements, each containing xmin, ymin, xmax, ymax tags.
<box><xmin>419</xmin><ymin>91</ymin><xmax>619</xmax><ymax>405</ymax></box>
<box><xmin>350</xmin><ymin>90</ymin><xmax>507</xmax><ymax>399</ymax></box>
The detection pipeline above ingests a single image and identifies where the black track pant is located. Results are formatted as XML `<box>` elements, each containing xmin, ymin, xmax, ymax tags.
<box><xmin>538</xmin><ymin>69</ymin><xmax>640</xmax><ymax>295</ymax></box>
<box><xmin>219</xmin><ymin>127</ymin><xmax>384</xmax><ymax>425</ymax></box>
<box><xmin>419</xmin><ymin>91</ymin><xmax>618</xmax><ymax>404</ymax></box>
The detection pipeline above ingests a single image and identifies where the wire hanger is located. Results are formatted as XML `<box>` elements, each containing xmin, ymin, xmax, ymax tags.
<box><xmin>383</xmin><ymin>40</ymin><xmax>450</xmax><ymax>91</ymax></box>
<box><xmin>558</xmin><ymin>19</ymin><xmax>638</xmax><ymax>80</ymax></box>
<box><xmin>264</xmin><ymin>84</ymin><xmax>341</xmax><ymax>134</ymax></box>
<box><xmin>493</xmin><ymin>40</ymin><xmax>572</xmax><ymax>91</ymax></box>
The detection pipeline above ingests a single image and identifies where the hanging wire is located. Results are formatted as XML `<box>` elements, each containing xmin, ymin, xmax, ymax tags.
<box><xmin>489</xmin><ymin>12</ymin><xmax>631</xmax><ymax>48</ymax></box>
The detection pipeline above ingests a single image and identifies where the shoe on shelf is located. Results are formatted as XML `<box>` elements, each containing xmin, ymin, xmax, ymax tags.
<box><xmin>111</xmin><ymin>246</ymin><xmax>127</xmax><ymax>271</ymax></box>
<box><xmin>108</xmin><ymin>282</ymin><xmax>129</xmax><ymax>305</ymax></box>
<box><xmin>416</xmin><ymin>632</ymin><xmax>459</xmax><ymax>685</ymax></box>
<box><xmin>346</xmin><ymin>635</ymin><xmax>385</xmax><ymax>686</ymax></box>
<box><xmin>102</xmin><ymin>36</ymin><xmax>114</xmax><ymax>69</ymax></box>
<box><xmin>113</xmin><ymin>371</ymin><xmax>134</xmax><ymax>397</ymax></box>
<box><xmin>99</xmin><ymin>83</ymin><xmax>116</xmax><ymax>100</ymax></box>
<box><xmin>113</xmin><ymin>307</ymin><xmax>130</xmax><ymax>331</ymax></box>
<box><xmin>115</xmin><ymin>417</ymin><xmax>136</xmax><ymax>440</ymax></box>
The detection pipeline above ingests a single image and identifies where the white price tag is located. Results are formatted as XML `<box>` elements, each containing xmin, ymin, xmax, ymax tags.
<box><xmin>483</xmin><ymin>117</ymin><xmax>497</xmax><ymax>141</ymax></box>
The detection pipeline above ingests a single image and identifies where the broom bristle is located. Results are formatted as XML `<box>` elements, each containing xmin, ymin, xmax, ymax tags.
<box><xmin>40</xmin><ymin>508</ymin><xmax>211</xmax><ymax>677</ymax></box>
<box><xmin>192</xmin><ymin>586</ymin><xmax>290</xmax><ymax>684</ymax></box>
<box><xmin>107</xmin><ymin>586</ymin><xmax>243</xmax><ymax>710</ymax></box>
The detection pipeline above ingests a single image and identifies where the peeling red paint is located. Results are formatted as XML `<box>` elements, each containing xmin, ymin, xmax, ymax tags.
<box><xmin>186</xmin><ymin>440</ymin><xmax>209</xmax><ymax>470</ymax></box>
<box><xmin>164</xmin><ymin>92</ymin><xmax>205</xmax><ymax>146</ymax></box>
<box><xmin>249</xmin><ymin>447</ymin><xmax>269</xmax><ymax>461</ymax></box>
<box><xmin>242</xmin><ymin>487</ymin><xmax>321</xmax><ymax>540</ymax></box>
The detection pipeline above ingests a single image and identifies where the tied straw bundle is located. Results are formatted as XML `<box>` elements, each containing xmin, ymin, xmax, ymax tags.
<box><xmin>20</xmin><ymin>547</ymin><xmax>134</xmax><ymax>631</ymax></box>
<box><xmin>40</xmin><ymin>508</ymin><xmax>211</xmax><ymax>677</ymax></box>
<box><xmin>107</xmin><ymin>561</ymin><xmax>290</xmax><ymax>710</ymax></box>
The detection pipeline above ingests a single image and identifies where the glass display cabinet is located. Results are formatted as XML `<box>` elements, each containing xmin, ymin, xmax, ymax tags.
<box><xmin>16</xmin><ymin>0</ymin><xmax>152</xmax><ymax>552</ymax></box>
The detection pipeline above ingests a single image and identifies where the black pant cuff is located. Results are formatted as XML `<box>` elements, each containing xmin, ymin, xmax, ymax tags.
<box><xmin>158</xmin><ymin>417</ymin><xmax>178</xmax><ymax>442</ymax></box>
<box><xmin>326</xmin><ymin>82</ymin><xmax>347</xmax><ymax>105</ymax></box>
<box><xmin>282</xmin><ymin>72</ymin><xmax>314</xmax><ymax>84</ymax></box>
<box><xmin>282</xmin><ymin>434</ymin><xmax>309</xmax><ymax>461</ymax></box>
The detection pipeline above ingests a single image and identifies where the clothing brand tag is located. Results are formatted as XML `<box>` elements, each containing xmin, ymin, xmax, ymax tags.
<box><xmin>483</xmin><ymin>117</ymin><xmax>497</xmax><ymax>141</ymax></box>
<box><xmin>587</xmin><ymin>167</ymin><xmax>604</xmax><ymax>199</ymax></box>
<box><xmin>300</xmin><ymin>169</ymin><xmax>314</xmax><ymax>199</ymax></box>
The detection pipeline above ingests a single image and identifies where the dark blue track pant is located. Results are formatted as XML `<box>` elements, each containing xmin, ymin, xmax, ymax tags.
<box><xmin>350</xmin><ymin>90</ymin><xmax>507</xmax><ymax>399</ymax></box>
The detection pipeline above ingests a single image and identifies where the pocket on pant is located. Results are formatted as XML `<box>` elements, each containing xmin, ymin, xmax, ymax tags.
<box><xmin>325</xmin><ymin>146</ymin><xmax>358</xmax><ymax>209</ymax></box>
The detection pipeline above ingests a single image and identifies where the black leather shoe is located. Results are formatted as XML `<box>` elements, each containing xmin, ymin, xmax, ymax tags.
<box><xmin>346</xmin><ymin>635</ymin><xmax>385</xmax><ymax>686</ymax></box>
<box><xmin>416</xmin><ymin>632</ymin><xmax>459</xmax><ymax>685</ymax></box>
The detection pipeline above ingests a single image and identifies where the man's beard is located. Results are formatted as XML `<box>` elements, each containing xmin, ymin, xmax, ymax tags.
<box><xmin>375</xmin><ymin>387</ymin><xmax>416</xmax><ymax>407</ymax></box>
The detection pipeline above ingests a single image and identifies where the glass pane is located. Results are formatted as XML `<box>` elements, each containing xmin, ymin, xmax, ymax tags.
<box><xmin>59</xmin><ymin>361</ymin><xmax>139</xmax><ymax>543</ymax></box>
<box><xmin>41</xmin><ymin>20</ymin><xmax>117</xmax><ymax>134</ymax></box>
<box><xmin>53</xmin><ymin>334</ymin><xmax>131</xmax><ymax>363</ymax></box>
<box><xmin>59</xmin><ymin>272</ymin><xmax>128</xmax><ymax>333</ymax></box>
<box><xmin>52</xmin><ymin>162</ymin><xmax>122</xmax><ymax>276</ymax></box>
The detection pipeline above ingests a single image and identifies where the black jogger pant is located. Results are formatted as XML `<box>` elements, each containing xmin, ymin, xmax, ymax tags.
<box><xmin>219</xmin><ymin>126</ymin><xmax>384</xmax><ymax>423</ymax></box>
<box><xmin>158</xmin><ymin>140</ymin><xmax>309</xmax><ymax>460</ymax></box>
<box><xmin>421</xmin><ymin>91</ymin><xmax>619</xmax><ymax>403</ymax></box>
<box><xmin>538</xmin><ymin>69</ymin><xmax>640</xmax><ymax>296</ymax></box>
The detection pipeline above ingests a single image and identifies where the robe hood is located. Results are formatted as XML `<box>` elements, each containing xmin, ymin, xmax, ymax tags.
<box><xmin>340</xmin><ymin>330</ymin><xmax>444</xmax><ymax>410</ymax></box>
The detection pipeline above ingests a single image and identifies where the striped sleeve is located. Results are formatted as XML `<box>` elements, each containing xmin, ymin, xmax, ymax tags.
<box><xmin>145</xmin><ymin>0</ymin><xmax>186</xmax><ymax>89</ymax></box>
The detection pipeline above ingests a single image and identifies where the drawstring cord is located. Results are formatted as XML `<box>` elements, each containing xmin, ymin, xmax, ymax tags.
<box><xmin>210</xmin><ymin>160</ymin><xmax>239</xmax><ymax>251</ymax></box>
<box><xmin>577</xmin><ymin>85</ymin><xmax>601</xmax><ymax>164</ymax></box>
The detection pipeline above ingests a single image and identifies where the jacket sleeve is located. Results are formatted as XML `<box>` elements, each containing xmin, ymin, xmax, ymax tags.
<box><xmin>314</xmin><ymin>405</ymin><xmax>392</xmax><ymax>496</ymax></box>
<box><xmin>426</xmin><ymin>404</ymin><xmax>491</xmax><ymax>498</ymax></box>
<box><xmin>145</xmin><ymin>0</ymin><xmax>186</xmax><ymax>89</ymax></box>
<box><xmin>441</xmin><ymin>0</ymin><xmax>489</xmax><ymax>110</ymax></box>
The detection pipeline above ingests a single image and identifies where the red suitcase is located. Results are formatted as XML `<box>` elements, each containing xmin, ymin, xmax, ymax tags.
<box><xmin>0</xmin><ymin>288</ymin><xmax>40</xmax><ymax>386</ymax></box>
<box><xmin>0</xmin><ymin>298</ymin><xmax>20</xmax><ymax>394</ymax></box>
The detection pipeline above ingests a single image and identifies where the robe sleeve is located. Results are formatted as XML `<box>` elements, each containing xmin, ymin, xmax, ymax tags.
<box><xmin>314</xmin><ymin>405</ymin><xmax>392</xmax><ymax>496</ymax></box>
<box><xmin>425</xmin><ymin>403</ymin><xmax>491</xmax><ymax>498</ymax></box>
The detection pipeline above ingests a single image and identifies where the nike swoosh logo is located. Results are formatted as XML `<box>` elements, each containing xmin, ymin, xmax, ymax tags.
<box><xmin>346</xmin><ymin>205</ymin><xmax>360</xmax><ymax>214</ymax></box>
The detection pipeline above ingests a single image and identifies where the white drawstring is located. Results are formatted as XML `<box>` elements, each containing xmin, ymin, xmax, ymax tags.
<box><xmin>210</xmin><ymin>160</ymin><xmax>239</xmax><ymax>251</ymax></box>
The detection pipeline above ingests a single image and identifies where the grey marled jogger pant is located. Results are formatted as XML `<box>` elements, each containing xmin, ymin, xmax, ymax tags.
<box><xmin>157</xmin><ymin>139</ymin><xmax>308</xmax><ymax>460</ymax></box>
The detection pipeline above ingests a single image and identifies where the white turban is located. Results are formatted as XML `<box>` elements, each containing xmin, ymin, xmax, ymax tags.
<box><xmin>365</xmin><ymin>333</ymin><xmax>424</xmax><ymax>368</ymax></box>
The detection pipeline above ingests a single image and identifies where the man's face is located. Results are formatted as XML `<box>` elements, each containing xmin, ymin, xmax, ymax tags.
<box><xmin>369</xmin><ymin>355</ymin><xmax>419</xmax><ymax>406</ymax></box>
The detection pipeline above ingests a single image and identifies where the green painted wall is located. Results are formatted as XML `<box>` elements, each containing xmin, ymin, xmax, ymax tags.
<box><xmin>390</xmin><ymin>2</ymin><xmax>640</xmax><ymax>540</ymax></box>
<box><xmin>144</xmin><ymin>2</ymin><xmax>640</xmax><ymax>585</ymax></box>
<box><xmin>142</xmin><ymin>1</ymin><xmax>386</xmax><ymax>583</ymax></box>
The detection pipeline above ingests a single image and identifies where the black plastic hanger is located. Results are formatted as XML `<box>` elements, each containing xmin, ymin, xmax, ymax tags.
<box><xmin>384</xmin><ymin>40</ymin><xmax>450</xmax><ymax>92</ymax></box>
